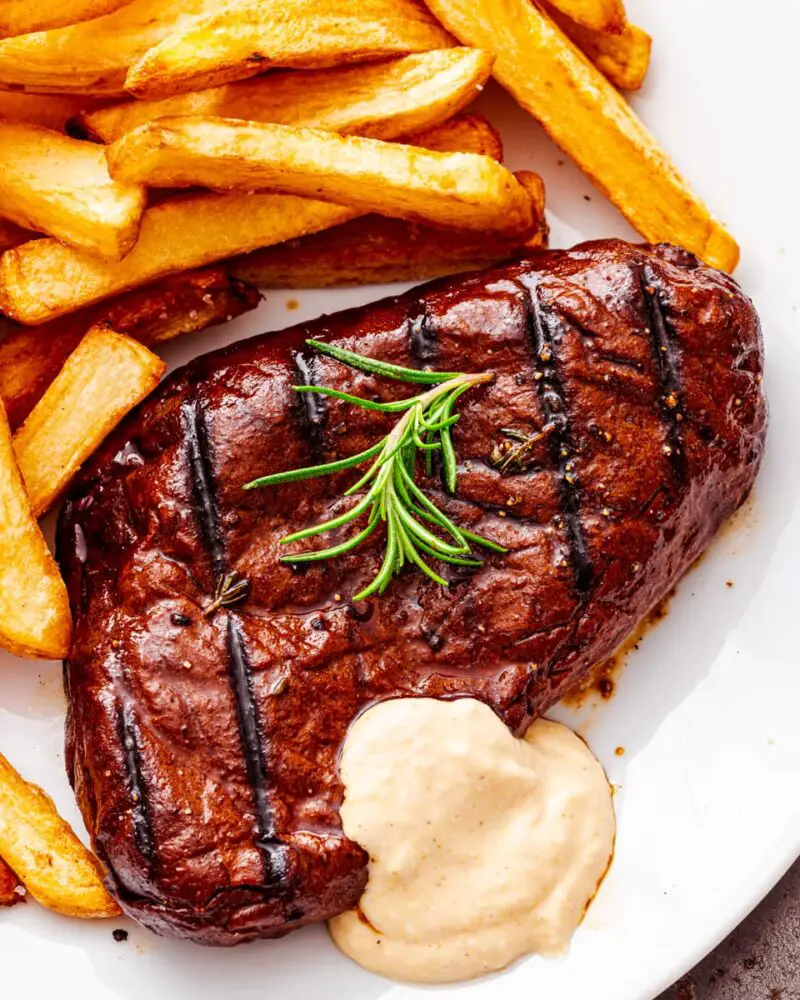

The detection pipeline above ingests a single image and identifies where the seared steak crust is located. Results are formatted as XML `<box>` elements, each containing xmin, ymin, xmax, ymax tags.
<box><xmin>58</xmin><ymin>241</ymin><xmax>767</xmax><ymax>945</ymax></box>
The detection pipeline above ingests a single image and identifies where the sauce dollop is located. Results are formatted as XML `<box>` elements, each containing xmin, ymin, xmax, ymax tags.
<box><xmin>329</xmin><ymin>697</ymin><xmax>614</xmax><ymax>983</ymax></box>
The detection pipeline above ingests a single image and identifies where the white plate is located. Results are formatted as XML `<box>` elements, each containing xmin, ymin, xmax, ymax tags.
<box><xmin>2</xmin><ymin>1</ymin><xmax>799</xmax><ymax>997</ymax></box>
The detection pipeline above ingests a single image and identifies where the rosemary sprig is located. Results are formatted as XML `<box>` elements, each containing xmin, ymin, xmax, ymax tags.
<box><xmin>243</xmin><ymin>340</ymin><xmax>507</xmax><ymax>601</ymax></box>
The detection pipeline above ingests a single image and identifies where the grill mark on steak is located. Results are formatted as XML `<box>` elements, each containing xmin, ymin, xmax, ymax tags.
<box><xmin>183</xmin><ymin>402</ymin><xmax>225</xmax><ymax>578</ymax></box>
<box><xmin>118</xmin><ymin>703</ymin><xmax>155</xmax><ymax>862</ymax></box>
<box><xmin>293</xmin><ymin>351</ymin><xmax>327</xmax><ymax>462</ymax></box>
<box><xmin>408</xmin><ymin>304</ymin><xmax>438</xmax><ymax>365</ymax></box>
<box><xmin>226</xmin><ymin>617</ymin><xmax>290</xmax><ymax>888</ymax></box>
<box><xmin>639</xmin><ymin>265</ymin><xmax>687</xmax><ymax>482</ymax></box>
<box><xmin>183</xmin><ymin>397</ymin><xmax>286</xmax><ymax>887</ymax></box>
<box><xmin>521</xmin><ymin>281</ymin><xmax>594</xmax><ymax>593</ymax></box>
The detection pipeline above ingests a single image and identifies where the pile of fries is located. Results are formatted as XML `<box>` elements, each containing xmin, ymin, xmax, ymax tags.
<box><xmin>0</xmin><ymin>0</ymin><xmax>738</xmax><ymax>924</ymax></box>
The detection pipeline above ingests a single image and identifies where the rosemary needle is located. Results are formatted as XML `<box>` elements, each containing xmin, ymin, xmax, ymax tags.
<box><xmin>243</xmin><ymin>340</ymin><xmax>507</xmax><ymax>601</ymax></box>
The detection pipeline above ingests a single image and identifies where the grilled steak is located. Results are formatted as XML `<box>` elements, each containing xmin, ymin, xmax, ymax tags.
<box><xmin>58</xmin><ymin>240</ymin><xmax>767</xmax><ymax>946</ymax></box>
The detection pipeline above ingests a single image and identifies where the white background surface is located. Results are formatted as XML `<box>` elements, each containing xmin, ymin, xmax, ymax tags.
<box><xmin>1</xmin><ymin>1</ymin><xmax>799</xmax><ymax>997</ymax></box>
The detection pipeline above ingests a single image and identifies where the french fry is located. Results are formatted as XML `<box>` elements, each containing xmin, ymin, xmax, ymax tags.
<box><xmin>0</xmin><ymin>92</ymin><xmax>111</xmax><ymax>132</ymax></box>
<box><xmin>0</xmin><ymin>269</ymin><xmax>261</xmax><ymax>432</ymax></box>
<box><xmin>0</xmin><ymin>753</ymin><xmax>119</xmax><ymax>918</ymax></box>
<box><xmin>13</xmin><ymin>327</ymin><xmax>166</xmax><ymax>519</ymax></box>
<box><xmin>544</xmin><ymin>4</ymin><xmax>651</xmax><ymax>91</ymax></box>
<box><xmin>125</xmin><ymin>0</ymin><xmax>454</xmax><ymax>99</ymax></box>
<box><xmin>412</xmin><ymin>112</ymin><xmax>503</xmax><ymax>160</ymax></box>
<box><xmin>0</xmin><ymin>855</ymin><xmax>23</xmax><ymax>907</ymax></box>
<box><xmin>0</xmin><ymin>400</ymin><xmax>71</xmax><ymax>659</ymax></box>
<box><xmin>106</xmin><ymin>118</ymin><xmax>535</xmax><ymax>237</ymax></box>
<box><xmin>228</xmin><ymin>171</ymin><xmax>548</xmax><ymax>287</ymax></box>
<box><xmin>0</xmin><ymin>122</ymin><xmax>145</xmax><ymax>259</ymax></box>
<box><xmin>0</xmin><ymin>0</ymin><xmax>133</xmax><ymax>38</ymax></box>
<box><xmin>0</xmin><ymin>115</ymin><xmax>504</xmax><ymax>324</ymax></box>
<box><xmin>75</xmin><ymin>48</ymin><xmax>493</xmax><ymax>145</ymax></box>
<box><xmin>0</xmin><ymin>0</ymin><xmax>225</xmax><ymax>95</ymax></box>
<box><xmin>422</xmin><ymin>0</ymin><xmax>739</xmax><ymax>271</ymax></box>
<box><xmin>542</xmin><ymin>0</ymin><xmax>625</xmax><ymax>34</ymax></box>
<box><xmin>0</xmin><ymin>218</ymin><xmax>35</xmax><ymax>254</ymax></box>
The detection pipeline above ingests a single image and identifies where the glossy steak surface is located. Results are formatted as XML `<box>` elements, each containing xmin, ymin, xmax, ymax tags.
<box><xmin>58</xmin><ymin>241</ymin><xmax>767</xmax><ymax>944</ymax></box>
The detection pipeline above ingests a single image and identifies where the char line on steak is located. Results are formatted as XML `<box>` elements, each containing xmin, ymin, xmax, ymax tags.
<box><xmin>58</xmin><ymin>241</ymin><xmax>767</xmax><ymax>945</ymax></box>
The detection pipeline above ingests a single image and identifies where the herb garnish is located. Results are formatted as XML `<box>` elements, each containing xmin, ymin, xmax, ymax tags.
<box><xmin>243</xmin><ymin>340</ymin><xmax>507</xmax><ymax>601</ymax></box>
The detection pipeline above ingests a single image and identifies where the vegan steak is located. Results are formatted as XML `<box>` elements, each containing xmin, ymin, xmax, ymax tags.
<box><xmin>58</xmin><ymin>240</ymin><xmax>767</xmax><ymax>945</ymax></box>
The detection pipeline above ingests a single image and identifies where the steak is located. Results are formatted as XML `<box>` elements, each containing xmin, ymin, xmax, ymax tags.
<box><xmin>58</xmin><ymin>240</ymin><xmax>767</xmax><ymax>946</ymax></box>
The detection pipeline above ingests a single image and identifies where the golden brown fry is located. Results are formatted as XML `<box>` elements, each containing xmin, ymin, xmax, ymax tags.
<box><xmin>0</xmin><ymin>92</ymin><xmax>111</xmax><ymax>132</ymax></box>
<box><xmin>229</xmin><ymin>171</ymin><xmax>548</xmax><ymax>287</ymax></box>
<box><xmin>542</xmin><ymin>0</ymin><xmax>625</xmax><ymax>33</ymax></box>
<box><xmin>0</xmin><ymin>855</ymin><xmax>23</xmax><ymax>907</ymax></box>
<box><xmin>0</xmin><ymin>753</ymin><xmax>119</xmax><ymax>918</ymax></box>
<box><xmin>0</xmin><ymin>269</ymin><xmax>260</xmax><ymax>432</ymax></box>
<box><xmin>0</xmin><ymin>401</ymin><xmax>71</xmax><ymax>660</ymax></box>
<box><xmin>0</xmin><ymin>0</ymin><xmax>224</xmax><ymax>95</ymax></box>
<box><xmin>544</xmin><ymin>4</ymin><xmax>651</xmax><ymax>91</ymax></box>
<box><xmin>13</xmin><ymin>326</ymin><xmax>166</xmax><ymax>518</ymax></box>
<box><xmin>0</xmin><ymin>218</ymin><xmax>35</xmax><ymax>254</ymax></box>
<box><xmin>423</xmin><ymin>0</ymin><xmax>739</xmax><ymax>271</ymax></box>
<box><xmin>75</xmin><ymin>48</ymin><xmax>492</xmax><ymax>145</ymax></box>
<box><xmin>106</xmin><ymin>117</ymin><xmax>534</xmax><ymax>236</ymax></box>
<box><xmin>0</xmin><ymin>0</ymin><xmax>133</xmax><ymax>38</ymax></box>
<box><xmin>411</xmin><ymin>112</ymin><xmax>503</xmax><ymax>160</ymax></box>
<box><xmin>125</xmin><ymin>0</ymin><xmax>454</xmax><ymax>99</ymax></box>
<box><xmin>0</xmin><ymin>115</ymin><xmax>501</xmax><ymax>324</ymax></box>
<box><xmin>0</xmin><ymin>123</ymin><xmax>145</xmax><ymax>259</ymax></box>
<box><xmin>0</xmin><ymin>194</ymin><xmax>358</xmax><ymax>324</ymax></box>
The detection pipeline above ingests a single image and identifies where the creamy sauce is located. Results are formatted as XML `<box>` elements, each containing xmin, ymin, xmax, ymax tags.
<box><xmin>328</xmin><ymin>698</ymin><xmax>615</xmax><ymax>984</ymax></box>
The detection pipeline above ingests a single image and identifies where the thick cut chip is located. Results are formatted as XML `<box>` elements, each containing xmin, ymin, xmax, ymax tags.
<box><xmin>422</xmin><ymin>0</ymin><xmax>738</xmax><ymax>271</ymax></box>
<box><xmin>106</xmin><ymin>118</ymin><xmax>535</xmax><ymax>236</ymax></box>
<box><xmin>545</xmin><ymin>4</ymin><xmax>651</xmax><ymax>91</ymax></box>
<box><xmin>0</xmin><ymin>115</ymin><xmax>502</xmax><ymax>323</ymax></box>
<box><xmin>0</xmin><ymin>270</ymin><xmax>260</xmax><ymax>431</ymax></box>
<box><xmin>542</xmin><ymin>0</ymin><xmax>625</xmax><ymax>33</ymax></box>
<box><xmin>0</xmin><ymin>401</ymin><xmax>71</xmax><ymax>660</ymax></box>
<box><xmin>75</xmin><ymin>48</ymin><xmax>492</xmax><ymax>144</ymax></box>
<box><xmin>0</xmin><ymin>0</ymin><xmax>226</xmax><ymax>95</ymax></box>
<box><xmin>0</xmin><ymin>0</ymin><xmax>133</xmax><ymax>38</ymax></box>
<box><xmin>0</xmin><ymin>753</ymin><xmax>119</xmax><ymax>917</ymax></box>
<box><xmin>125</xmin><ymin>0</ymin><xmax>454</xmax><ymax>99</ymax></box>
<box><xmin>228</xmin><ymin>171</ymin><xmax>548</xmax><ymax>287</ymax></box>
<box><xmin>0</xmin><ymin>122</ymin><xmax>145</xmax><ymax>259</ymax></box>
<box><xmin>13</xmin><ymin>327</ymin><xmax>166</xmax><ymax>518</ymax></box>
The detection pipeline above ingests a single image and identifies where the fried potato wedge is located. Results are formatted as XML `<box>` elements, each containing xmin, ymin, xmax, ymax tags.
<box><xmin>545</xmin><ymin>4</ymin><xmax>651</xmax><ymax>91</ymax></box>
<box><xmin>424</xmin><ymin>0</ymin><xmax>739</xmax><ymax>271</ymax></box>
<box><xmin>0</xmin><ymin>269</ymin><xmax>260</xmax><ymax>431</ymax></box>
<box><xmin>0</xmin><ymin>115</ymin><xmax>502</xmax><ymax>323</ymax></box>
<box><xmin>0</xmin><ymin>753</ymin><xmax>119</xmax><ymax>917</ymax></box>
<box><xmin>76</xmin><ymin>48</ymin><xmax>492</xmax><ymax>145</ymax></box>
<box><xmin>13</xmin><ymin>326</ymin><xmax>166</xmax><ymax>518</ymax></box>
<box><xmin>106</xmin><ymin>117</ymin><xmax>534</xmax><ymax>236</ymax></box>
<box><xmin>0</xmin><ymin>218</ymin><xmax>35</xmax><ymax>254</ymax></box>
<box><xmin>543</xmin><ymin>0</ymin><xmax>625</xmax><ymax>33</ymax></box>
<box><xmin>0</xmin><ymin>123</ymin><xmax>145</xmax><ymax>259</ymax></box>
<box><xmin>0</xmin><ymin>194</ymin><xmax>358</xmax><ymax>324</ymax></box>
<box><xmin>0</xmin><ymin>0</ymin><xmax>225</xmax><ymax>95</ymax></box>
<box><xmin>229</xmin><ymin>171</ymin><xmax>548</xmax><ymax>287</ymax></box>
<box><xmin>0</xmin><ymin>856</ymin><xmax>23</xmax><ymax>907</ymax></box>
<box><xmin>125</xmin><ymin>0</ymin><xmax>454</xmax><ymax>99</ymax></box>
<box><xmin>0</xmin><ymin>0</ymin><xmax>133</xmax><ymax>38</ymax></box>
<box><xmin>0</xmin><ymin>401</ymin><xmax>71</xmax><ymax>659</ymax></box>
<box><xmin>412</xmin><ymin>112</ymin><xmax>503</xmax><ymax>160</ymax></box>
<box><xmin>0</xmin><ymin>92</ymin><xmax>111</xmax><ymax>132</ymax></box>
